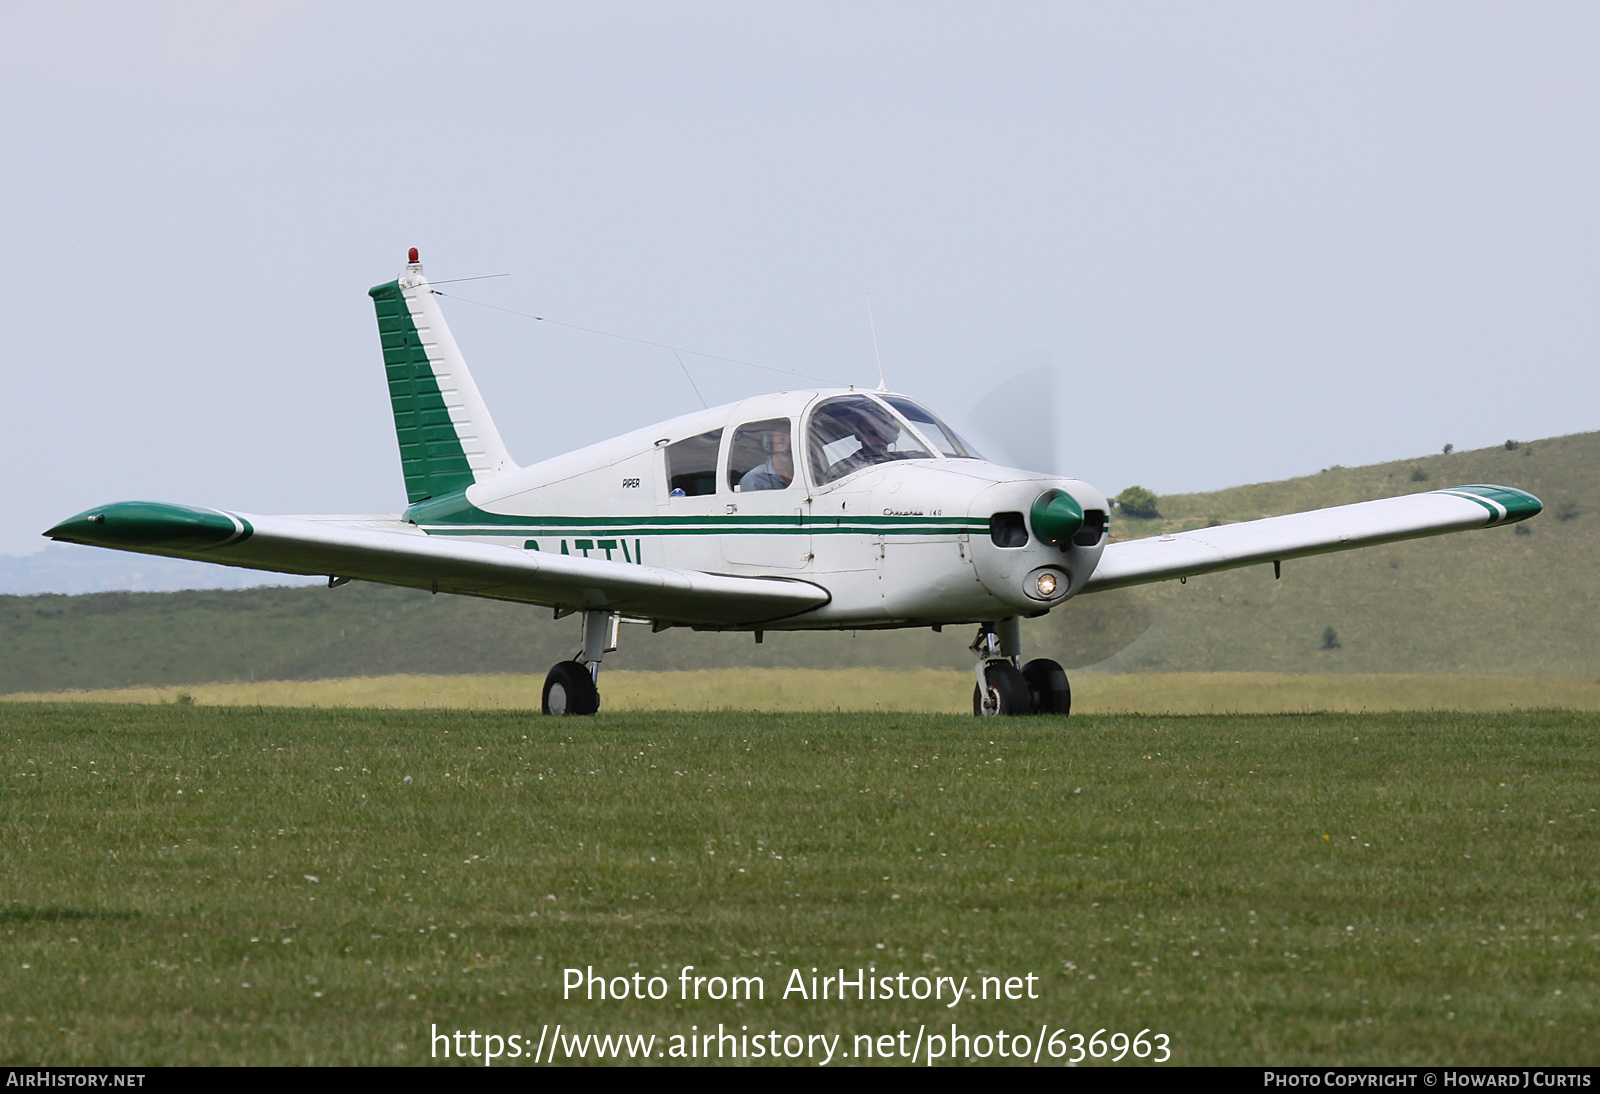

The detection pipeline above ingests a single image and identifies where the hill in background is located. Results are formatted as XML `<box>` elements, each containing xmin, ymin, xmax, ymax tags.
<box><xmin>1</xmin><ymin>432</ymin><xmax>1592</xmax><ymax>693</ymax></box>
<box><xmin>1088</xmin><ymin>431</ymin><xmax>1597</xmax><ymax>674</ymax></box>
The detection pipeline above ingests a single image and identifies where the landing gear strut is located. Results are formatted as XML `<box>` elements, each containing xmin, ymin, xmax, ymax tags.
<box><xmin>970</xmin><ymin>618</ymin><xmax>1071</xmax><ymax>716</ymax></box>
<box><xmin>542</xmin><ymin>610</ymin><xmax>618</xmax><ymax>716</ymax></box>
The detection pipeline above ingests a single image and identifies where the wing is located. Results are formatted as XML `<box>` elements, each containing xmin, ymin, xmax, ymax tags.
<box><xmin>43</xmin><ymin>501</ymin><xmax>829</xmax><ymax>627</ymax></box>
<box><xmin>1082</xmin><ymin>484</ymin><xmax>1541</xmax><ymax>593</ymax></box>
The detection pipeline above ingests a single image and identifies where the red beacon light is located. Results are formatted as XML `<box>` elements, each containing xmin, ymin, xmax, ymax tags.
<box><xmin>408</xmin><ymin>247</ymin><xmax>420</xmax><ymax>263</ymax></box>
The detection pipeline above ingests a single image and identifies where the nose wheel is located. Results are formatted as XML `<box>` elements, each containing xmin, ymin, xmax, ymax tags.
<box><xmin>1022</xmin><ymin>657</ymin><xmax>1071</xmax><ymax>715</ymax></box>
<box><xmin>970</xmin><ymin>621</ymin><xmax>1072</xmax><ymax>716</ymax></box>
<box><xmin>973</xmin><ymin>660</ymin><xmax>1030</xmax><ymax>715</ymax></box>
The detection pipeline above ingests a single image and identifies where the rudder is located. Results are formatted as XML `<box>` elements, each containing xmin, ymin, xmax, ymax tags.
<box><xmin>370</xmin><ymin>249</ymin><xmax>515</xmax><ymax>504</ymax></box>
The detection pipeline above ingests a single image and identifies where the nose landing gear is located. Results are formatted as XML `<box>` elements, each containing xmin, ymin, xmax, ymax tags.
<box><xmin>970</xmin><ymin>619</ymin><xmax>1072</xmax><ymax>716</ymax></box>
<box><xmin>1022</xmin><ymin>657</ymin><xmax>1071</xmax><ymax>715</ymax></box>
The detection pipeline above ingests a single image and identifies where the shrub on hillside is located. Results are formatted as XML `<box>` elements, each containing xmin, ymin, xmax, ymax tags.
<box><xmin>1114</xmin><ymin>486</ymin><xmax>1161</xmax><ymax>519</ymax></box>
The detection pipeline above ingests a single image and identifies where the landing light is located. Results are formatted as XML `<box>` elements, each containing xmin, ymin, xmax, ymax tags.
<box><xmin>1025</xmin><ymin>566</ymin><xmax>1070</xmax><ymax>601</ymax></box>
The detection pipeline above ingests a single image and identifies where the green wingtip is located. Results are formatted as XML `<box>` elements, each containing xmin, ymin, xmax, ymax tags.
<box><xmin>44</xmin><ymin>501</ymin><xmax>251</xmax><ymax>550</ymax></box>
<box><xmin>1435</xmin><ymin>484</ymin><xmax>1544</xmax><ymax>523</ymax></box>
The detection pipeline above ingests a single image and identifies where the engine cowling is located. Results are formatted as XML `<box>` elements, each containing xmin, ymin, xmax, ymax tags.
<box><xmin>968</xmin><ymin>479</ymin><xmax>1109</xmax><ymax>611</ymax></box>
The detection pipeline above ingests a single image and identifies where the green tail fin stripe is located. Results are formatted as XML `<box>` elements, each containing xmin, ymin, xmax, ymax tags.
<box><xmin>370</xmin><ymin>280</ymin><xmax>476</xmax><ymax>505</ymax></box>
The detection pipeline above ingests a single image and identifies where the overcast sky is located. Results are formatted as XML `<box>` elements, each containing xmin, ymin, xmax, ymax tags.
<box><xmin>5</xmin><ymin>1</ymin><xmax>1597</xmax><ymax>557</ymax></box>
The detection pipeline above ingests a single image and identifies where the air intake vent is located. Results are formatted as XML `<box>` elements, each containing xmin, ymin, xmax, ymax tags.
<box><xmin>1073</xmin><ymin>509</ymin><xmax>1107</xmax><ymax>546</ymax></box>
<box><xmin>989</xmin><ymin>512</ymin><xmax>1028</xmax><ymax>548</ymax></box>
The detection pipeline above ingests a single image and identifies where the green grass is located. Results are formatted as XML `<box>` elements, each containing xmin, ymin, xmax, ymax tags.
<box><xmin>8</xmin><ymin>669</ymin><xmax>1600</xmax><ymax>715</ymax></box>
<box><xmin>2</xmin><ymin>704</ymin><xmax>1597</xmax><ymax>1066</ymax></box>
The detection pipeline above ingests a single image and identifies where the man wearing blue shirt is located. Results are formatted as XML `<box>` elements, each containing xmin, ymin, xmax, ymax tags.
<box><xmin>738</xmin><ymin>427</ymin><xmax>793</xmax><ymax>491</ymax></box>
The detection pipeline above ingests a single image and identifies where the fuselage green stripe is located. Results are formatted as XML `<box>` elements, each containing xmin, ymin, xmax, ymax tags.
<box><xmin>413</xmin><ymin>512</ymin><xmax>974</xmax><ymax>529</ymax></box>
<box><xmin>419</xmin><ymin>521</ymin><xmax>986</xmax><ymax>537</ymax></box>
<box><xmin>402</xmin><ymin>490</ymin><xmax>981</xmax><ymax>530</ymax></box>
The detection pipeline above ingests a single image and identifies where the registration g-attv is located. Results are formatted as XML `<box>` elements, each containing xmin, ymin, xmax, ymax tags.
<box><xmin>46</xmin><ymin>251</ymin><xmax>1544</xmax><ymax>715</ymax></box>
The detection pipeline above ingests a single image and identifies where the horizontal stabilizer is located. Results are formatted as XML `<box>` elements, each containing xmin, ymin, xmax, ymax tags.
<box><xmin>1084</xmin><ymin>484</ymin><xmax>1541</xmax><ymax>593</ymax></box>
<box><xmin>44</xmin><ymin>501</ymin><xmax>829</xmax><ymax>628</ymax></box>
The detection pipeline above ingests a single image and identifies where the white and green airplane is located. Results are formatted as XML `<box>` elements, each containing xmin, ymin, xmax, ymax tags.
<box><xmin>46</xmin><ymin>250</ymin><xmax>1543</xmax><ymax>716</ymax></box>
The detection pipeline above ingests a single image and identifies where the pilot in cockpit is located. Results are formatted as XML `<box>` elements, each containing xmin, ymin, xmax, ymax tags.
<box><xmin>825</xmin><ymin>405</ymin><xmax>900</xmax><ymax>480</ymax></box>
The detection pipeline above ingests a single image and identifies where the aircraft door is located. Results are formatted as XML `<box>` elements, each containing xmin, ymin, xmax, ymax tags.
<box><xmin>654</xmin><ymin>428</ymin><xmax>724</xmax><ymax>571</ymax></box>
<box><xmin>721</xmin><ymin>417</ymin><xmax>810</xmax><ymax>570</ymax></box>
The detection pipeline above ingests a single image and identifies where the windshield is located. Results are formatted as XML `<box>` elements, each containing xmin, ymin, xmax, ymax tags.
<box><xmin>807</xmin><ymin>395</ymin><xmax>933</xmax><ymax>485</ymax></box>
<box><xmin>880</xmin><ymin>396</ymin><xmax>982</xmax><ymax>459</ymax></box>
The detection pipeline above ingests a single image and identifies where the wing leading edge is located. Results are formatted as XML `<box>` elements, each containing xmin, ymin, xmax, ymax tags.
<box><xmin>43</xmin><ymin>501</ymin><xmax>829</xmax><ymax>627</ymax></box>
<box><xmin>1082</xmin><ymin>484</ymin><xmax>1541</xmax><ymax>593</ymax></box>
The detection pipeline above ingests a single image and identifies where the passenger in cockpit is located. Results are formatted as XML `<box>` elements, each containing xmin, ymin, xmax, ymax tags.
<box><xmin>738</xmin><ymin>426</ymin><xmax>794</xmax><ymax>491</ymax></box>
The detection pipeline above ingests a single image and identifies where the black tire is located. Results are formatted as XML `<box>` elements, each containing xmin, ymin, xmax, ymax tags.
<box><xmin>542</xmin><ymin>661</ymin><xmax>599</xmax><ymax>715</ymax></box>
<box><xmin>972</xmin><ymin>661</ymin><xmax>1030</xmax><ymax>716</ymax></box>
<box><xmin>1022</xmin><ymin>658</ymin><xmax>1072</xmax><ymax>716</ymax></box>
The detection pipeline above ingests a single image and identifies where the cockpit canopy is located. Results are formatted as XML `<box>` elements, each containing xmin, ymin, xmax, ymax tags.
<box><xmin>662</xmin><ymin>392</ymin><xmax>983</xmax><ymax>497</ymax></box>
<box><xmin>806</xmin><ymin>394</ymin><xmax>980</xmax><ymax>486</ymax></box>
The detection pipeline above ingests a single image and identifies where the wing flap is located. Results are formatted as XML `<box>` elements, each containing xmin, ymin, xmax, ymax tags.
<box><xmin>1083</xmin><ymin>484</ymin><xmax>1540</xmax><ymax>593</ymax></box>
<box><xmin>44</xmin><ymin>502</ymin><xmax>829</xmax><ymax>627</ymax></box>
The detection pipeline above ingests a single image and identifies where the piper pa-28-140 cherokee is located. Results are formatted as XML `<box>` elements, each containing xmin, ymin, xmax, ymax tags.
<box><xmin>46</xmin><ymin>251</ymin><xmax>1543</xmax><ymax>715</ymax></box>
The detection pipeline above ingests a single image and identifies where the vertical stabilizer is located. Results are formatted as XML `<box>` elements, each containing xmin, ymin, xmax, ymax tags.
<box><xmin>369</xmin><ymin>250</ymin><xmax>516</xmax><ymax>504</ymax></box>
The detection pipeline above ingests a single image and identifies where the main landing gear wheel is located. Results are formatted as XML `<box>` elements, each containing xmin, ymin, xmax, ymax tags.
<box><xmin>542</xmin><ymin>660</ymin><xmax>599</xmax><ymax>716</ymax></box>
<box><xmin>1022</xmin><ymin>658</ymin><xmax>1071</xmax><ymax>716</ymax></box>
<box><xmin>973</xmin><ymin>661</ymin><xmax>1030</xmax><ymax>716</ymax></box>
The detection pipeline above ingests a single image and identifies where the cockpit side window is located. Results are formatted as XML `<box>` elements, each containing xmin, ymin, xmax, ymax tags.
<box><xmin>880</xmin><ymin>396</ymin><xmax>982</xmax><ymax>459</ymax></box>
<box><xmin>728</xmin><ymin>418</ymin><xmax>795</xmax><ymax>492</ymax></box>
<box><xmin>807</xmin><ymin>395</ymin><xmax>932</xmax><ymax>486</ymax></box>
<box><xmin>665</xmin><ymin>428</ymin><xmax>723</xmax><ymax>497</ymax></box>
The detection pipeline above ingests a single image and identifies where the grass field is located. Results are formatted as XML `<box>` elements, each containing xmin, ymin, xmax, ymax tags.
<box><xmin>1</xmin><ymin>703</ymin><xmax>1596</xmax><ymax>1066</ymax></box>
<box><xmin>7</xmin><ymin>669</ymin><xmax>1600</xmax><ymax>715</ymax></box>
